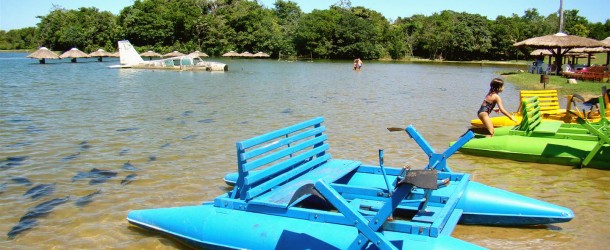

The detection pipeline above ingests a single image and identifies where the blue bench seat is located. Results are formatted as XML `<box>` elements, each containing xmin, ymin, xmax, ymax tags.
<box><xmin>250</xmin><ymin>159</ymin><xmax>361</xmax><ymax>208</ymax></box>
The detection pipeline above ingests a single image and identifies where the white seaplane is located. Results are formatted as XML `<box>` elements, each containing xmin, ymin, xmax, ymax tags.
<box><xmin>110</xmin><ymin>40</ymin><xmax>227</xmax><ymax>71</ymax></box>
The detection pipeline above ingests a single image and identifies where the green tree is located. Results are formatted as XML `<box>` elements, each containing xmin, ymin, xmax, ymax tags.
<box><xmin>215</xmin><ymin>0</ymin><xmax>279</xmax><ymax>54</ymax></box>
<box><xmin>294</xmin><ymin>9</ymin><xmax>340</xmax><ymax>58</ymax></box>
<box><xmin>588</xmin><ymin>20</ymin><xmax>610</xmax><ymax>40</ymax></box>
<box><xmin>385</xmin><ymin>24</ymin><xmax>408</xmax><ymax>59</ymax></box>
<box><xmin>418</xmin><ymin>11</ymin><xmax>455</xmax><ymax>60</ymax></box>
<box><xmin>450</xmin><ymin>12</ymin><xmax>492</xmax><ymax>60</ymax></box>
<box><xmin>117</xmin><ymin>0</ymin><xmax>175</xmax><ymax>47</ymax></box>
<box><xmin>272</xmin><ymin>0</ymin><xmax>302</xmax><ymax>57</ymax></box>
<box><xmin>563</xmin><ymin>10</ymin><xmax>589</xmax><ymax>36</ymax></box>
<box><xmin>0</xmin><ymin>27</ymin><xmax>37</xmax><ymax>50</ymax></box>
<box><xmin>37</xmin><ymin>6</ymin><xmax>120</xmax><ymax>52</ymax></box>
<box><xmin>489</xmin><ymin>15</ymin><xmax>523</xmax><ymax>60</ymax></box>
<box><xmin>333</xmin><ymin>6</ymin><xmax>386</xmax><ymax>59</ymax></box>
<box><xmin>392</xmin><ymin>15</ymin><xmax>427</xmax><ymax>59</ymax></box>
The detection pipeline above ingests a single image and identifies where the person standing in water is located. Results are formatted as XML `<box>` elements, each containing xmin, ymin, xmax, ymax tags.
<box><xmin>477</xmin><ymin>78</ymin><xmax>516</xmax><ymax>136</ymax></box>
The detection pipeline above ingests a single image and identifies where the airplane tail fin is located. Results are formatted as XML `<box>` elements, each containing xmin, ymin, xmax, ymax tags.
<box><xmin>118</xmin><ymin>40</ymin><xmax>144</xmax><ymax>65</ymax></box>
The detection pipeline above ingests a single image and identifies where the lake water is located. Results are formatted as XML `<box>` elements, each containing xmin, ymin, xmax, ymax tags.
<box><xmin>1</xmin><ymin>52</ymin><xmax>608</xmax><ymax>249</ymax></box>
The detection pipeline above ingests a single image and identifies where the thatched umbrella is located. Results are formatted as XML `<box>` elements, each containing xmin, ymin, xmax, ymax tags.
<box><xmin>253</xmin><ymin>51</ymin><xmax>270</xmax><ymax>58</ymax></box>
<box><xmin>529</xmin><ymin>49</ymin><xmax>556</xmax><ymax>65</ymax></box>
<box><xmin>514</xmin><ymin>32</ymin><xmax>608</xmax><ymax>74</ymax></box>
<box><xmin>222</xmin><ymin>51</ymin><xmax>239</xmax><ymax>57</ymax></box>
<box><xmin>188</xmin><ymin>51</ymin><xmax>209</xmax><ymax>57</ymax></box>
<box><xmin>240</xmin><ymin>51</ymin><xmax>254</xmax><ymax>58</ymax></box>
<box><xmin>570</xmin><ymin>47</ymin><xmax>610</xmax><ymax>66</ymax></box>
<box><xmin>59</xmin><ymin>48</ymin><xmax>90</xmax><ymax>63</ymax></box>
<box><xmin>27</xmin><ymin>47</ymin><xmax>60</xmax><ymax>64</ymax></box>
<box><xmin>563</xmin><ymin>51</ymin><xmax>591</xmax><ymax>65</ymax></box>
<box><xmin>109</xmin><ymin>51</ymin><xmax>120</xmax><ymax>58</ymax></box>
<box><xmin>163</xmin><ymin>51</ymin><xmax>185</xmax><ymax>58</ymax></box>
<box><xmin>88</xmin><ymin>48</ymin><xmax>113</xmax><ymax>62</ymax></box>
<box><xmin>529</xmin><ymin>49</ymin><xmax>555</xmax><ymax>56</ymax></box>
<box><xmin>140</xmin><ymin>50</ymin><xmax>162</xmax><ymax>60</ymax></box>
<box><xmin>601</xmin><ymin>37</ymin><xmax>610</xmax><ymax>66</ymax></box>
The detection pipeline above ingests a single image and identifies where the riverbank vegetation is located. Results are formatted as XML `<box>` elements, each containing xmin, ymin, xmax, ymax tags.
<box><xmin>1</xmin><ymin>0</ymin><xmax>609</xmax><ymax>60</ymax></box>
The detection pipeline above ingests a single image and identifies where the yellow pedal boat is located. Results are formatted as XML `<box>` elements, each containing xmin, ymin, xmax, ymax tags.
<box><xmin>470</xmin><ymin>88</ymin><xmax>610</xmax><ymax>128</ymax></box>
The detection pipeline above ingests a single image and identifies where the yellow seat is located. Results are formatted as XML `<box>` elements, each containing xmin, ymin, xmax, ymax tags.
<box><xmin>517</xmin><ymin>90</ymin><xmax>560</xmax><ymax>115</ymax></box>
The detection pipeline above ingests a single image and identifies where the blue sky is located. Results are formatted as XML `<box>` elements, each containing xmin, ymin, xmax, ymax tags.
<box><xmin>1</xmin><ymin>0</ymin><xmax>608</xmax><ymax>31</ymax></box>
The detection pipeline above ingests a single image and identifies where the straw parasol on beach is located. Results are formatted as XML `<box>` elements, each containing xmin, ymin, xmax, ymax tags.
<box><xmin>163</xmin><ymin>51</ymin><xmax>185</xmax><ymax>58</ymax></box>
<box><xmin>27</xmin><ymin>47</ymin><xmax>60</xmax><ymax>64</ymax></box>
<box><xmin>239</xmin><ymin>51</ymin><xmax>254</xmax><ymax>58</ymax></box>
<box><xmin>88</xmin><ymin>48</ymin><xmax>113</xmax><ymax>62</ymax></box>
<box><xmin>140</xmin><ymin>50</ymin><xmax>162</xmax><ymax>60</ymax></box>
<box><xmin>59</xmin><ymin>48</ymin><xmax>90</xmax><ymax>63</ymax></box>
<box><xmin>109</xmin><ymin>51</ymin><xmax>120</xmax><ymax>58</ymax></box>
<box><xmin>188</xmin><ymin>51</ymin><xmax>209</xmax><ymax>57</ymax></box>
<box><xmin>253</xmin><ymin>51</ymin><xmax>270</xmax><ymax>58</ymax></box>
<box><xmin>514</xmin><ymin>32</ymin><xmax>608</xmax><ymax>74</ymax></box>
<box><xmin>222</xmin><ymin>51</ymin><xmax>239</xmax><ymax>57</ymax></box>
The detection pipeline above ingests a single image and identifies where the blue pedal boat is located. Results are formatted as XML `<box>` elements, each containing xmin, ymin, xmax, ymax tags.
<box><xmin>127</xmin><ymin>117</ymin><xmax>573</xmax><ymax>249</ymax></box>
<box><xmin>224</xmin><ymin>121</ymin><xmax>574</xmax><ymax>226</ymax></box>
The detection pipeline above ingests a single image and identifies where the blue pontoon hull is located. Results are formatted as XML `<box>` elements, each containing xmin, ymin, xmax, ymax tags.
<box><xmin>224</xmin><ymin>168</ymin><xmax>573</xmax><ymax>226</ymax></box>
<box><xmin>128</xmin><ymin>204</ymin><xmax>484</xmax><ymax>250</ymax></box>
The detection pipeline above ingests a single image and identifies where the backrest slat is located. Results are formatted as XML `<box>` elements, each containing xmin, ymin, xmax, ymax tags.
<box><xmin>519</xmin><ymin>90</ymin><xmax>559</xmax><ymax>115</ymax></box>
<box><xmin>240</xmin><ymin>126</ymin><xmax>326</xmax><ymax>162</ymax></box>
<box><xmin>245</xmin><ymin>154</ymin><xmax>331</xmax><ymax>200</ymax></box>
<box><xmin>242</xmin><ymin>135</ymin><xmax>328</xmax><ymax>172</ymax></box>
<box><xmin>516</xmin><ymin>96</ymin><xmax>542</xmax><ymax>132</ymax></box>
<box><xmin>245</xmin><ymin>144</ymin><xmax>330</xmax><ymax>185</ymax></box>
<box><xmin>232</xmin><ymin>117</ymin><xmax>328</xmax><ymax>201</ymax></box>
<box><xmin>527</xmin><ymin>104</ymin><xmax>542</xmax><ymax>132</ymax></box>
<box><xmin>238</xmin><ymin>117</ymin><xmax>324</xmax><ymax>150</ymax></box>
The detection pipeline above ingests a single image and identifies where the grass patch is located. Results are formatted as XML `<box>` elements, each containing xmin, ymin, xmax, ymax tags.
<box><xmin>499</xmin><ymin>71</ymin><xmax>609</xmax><ymax>99</ymax></box>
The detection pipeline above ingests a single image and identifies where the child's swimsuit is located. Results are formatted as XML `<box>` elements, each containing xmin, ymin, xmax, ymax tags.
<box><xmin>478</xmin><ymin>100</ymin><xmax>495</xmax><ymax>114</ymax></box>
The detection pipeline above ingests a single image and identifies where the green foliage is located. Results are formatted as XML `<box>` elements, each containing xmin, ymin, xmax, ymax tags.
<box><xmin>36</xmin><ymin>6</ymin><xmax>120</xmax><ymax>52</ymax></box>
<box><xmin>0</xmin><ymin>27</ymin><xmax>37</xmax><ymax>50</ymax></box>
<box><xmin>588</xmin><ymin>20</ymin><xmax>610</xmax><ymax>40</ymax></box>
<box><xmin>3</xmin><ymin>1</ymin><xmax>610</xmax><ymax>61</ymax></box>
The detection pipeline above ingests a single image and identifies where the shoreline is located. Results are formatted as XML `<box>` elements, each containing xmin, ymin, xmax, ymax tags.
<box><xmin>0</xmin><ymin>50</ymin><xmax>528</xmax><ymax>66</ymax></box>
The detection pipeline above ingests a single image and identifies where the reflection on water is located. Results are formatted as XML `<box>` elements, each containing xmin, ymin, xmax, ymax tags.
<box><xmin>1</xmin><ymin>52</ymin><xmax>609</xmax><ymax>249</ymax></box>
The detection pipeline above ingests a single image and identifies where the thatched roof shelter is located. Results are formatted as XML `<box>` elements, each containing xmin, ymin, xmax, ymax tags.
<box><xmin>568</xmin><ymin>47</ymin><xmax>609</xmax><ymax>66</ymax></box>
<box><xmin>60</xmin><ymin>48</ymin><xmax>90</xmax><ymax>63</ymax></box>
<box><xmin>140</xmin><ymin>50</ymin><xmax>162</xmax><ymax>60</ymax></box>
<box><xmin>570</xmin><ymin>47</ymin><xmax>610</xmax><ymax>53</ymax></box>
<box><xmin>240</xmin><ymin>51</ymin><xmax>254</xmax><ymax>57</ymax></box>
<box><xmin>514</xmin><ymin>32</ymin><xmax>608</xmax><ymax>74</ymax></box>
<box><xmin>529</xmin><ymin>49</ymin><xmax>559</xmax><ymax>66</ymax></box>
<box><xmin>163</xmin><ymin>51</ymin><xmax>185</xmax><ymax>57</ymax></box>
<box><xmin>601</xmin><ymin>37</ymin><xmax>610</xmax><ymax>65</ymax></box>
<box><xmin>88</xmin><ymin>48</ymin><xmax>113</xmax><ymax>62</ymax></box>
<box><xmin>27</xmin><ymin>47</ymin><xmax>60</xmax><ymax>64</ymax></box>
<box><xmin>514</xmin><ymin>33</ymin><xmax>606</xmax><ymax>48</ymax></box>
<box><xmin>222</xmin><ymin>51</ymin><xmax>239</xmax><ymax>57</ymax></box>
<box><xmin>189</xmin><ymin>51</ymin><xmax>209</xmax><ymax>57</ymax></box>
<box><xmin>109</xmin><ymin>51</ymin><xmax>120</xmax><ymax>58</ymax></box>
<box><xmin>530</xmin><ymin>49</ymin><xmax>554</xmax><ymax>56</ymax></box>
<box><xmin>253</xmin><ymin>51</ymin><xmax>270</xmax><ymax>58</ymax></box>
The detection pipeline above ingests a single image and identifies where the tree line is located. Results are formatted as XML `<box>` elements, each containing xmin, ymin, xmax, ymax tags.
<box><xmin>1</xmin><ymin>0</ymin><xmax>609</xmax><ymax>61</ymax></box>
